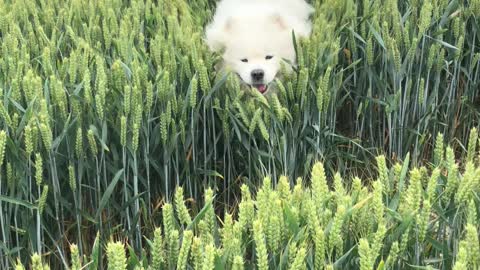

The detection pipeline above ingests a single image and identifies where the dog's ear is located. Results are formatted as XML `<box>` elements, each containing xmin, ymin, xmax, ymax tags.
<box><xmin>205</xmin><ymin>18</ymin><xmax>234</xmax><ymax>52</ymax></box>
<box><xmin>271</xmin><ymin>14</ymin><xmax>287</xmax><ymax>30</ymax></box>
<box><xmin>270</xmin><ymin>14</ymin><xmax>312</xmax><ymax>38</ymax></box>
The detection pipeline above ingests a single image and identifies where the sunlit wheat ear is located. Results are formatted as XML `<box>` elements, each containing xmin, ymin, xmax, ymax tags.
<box><xmin>444</xmin><ymin>147</ymin><xmax>459</xmax><ymax>200</ymax></box>
<box><xmin>70</xmin><ymin>244</ymin><xmax>81</xmax><ymax>270</ymax></box>
<box><xmin>453</xmin><ymin>243</ymin><xmax>468</xmax><ymax>270</ymax></box>
<box><xmin>31</xmin><ymin>253</ymin><xmax>44</xmax><ymax>270</ymax></box>
<box><xmin>38</xmin><ymin>186</ymin><xmax>48</xmax><ymax>215</ymax></box>
<box><xmin>34</xmin><ymin>154</ymin><xmax>43</xmax><ymax>186</ymax></box>
<box><xmin>75</xmin><ymin>128</ymin><xmax>83</xmax><ymax>159</ymax></box>
<box><xmin>203</xmin><ymin>188</ymin><xmax>216</xmax><ymax>235</ymax></box>
<box><xmin>189</xmin><ymin>76</ymin><xmax>199</xmax><ymax>108</ymax></box>
<box><xmin>290</xmin><ymin>244</ymin><xmax>307</xmax><ymax>270</ymax></box>
<box><xmin>433</xmin><ymin>133</ymin><xmax>445</xmax><ymax>167</ymax></box>
<box><xmin>371</xmin><ymin>180</ymin><xmax>384</xmax><ymax>225</ymax></box>
<box><xmin>14</xmin><ymin>258</ymin><xmax>25</xmax><ymax>270</ymax></box>
<box><xmin>174</xmin><ymin>187</ymin><xmax>192</xmax><ymax>226</ymax></box>
<box><xmin>467</xmin><ymin>127</ymin><xmax>478</xmax><ymax>163</ymax></box>
<box><xmin>417</xmin><ymin>200</ymin><xmax>430</xmax><ymax>242</ymax></box>
<box><xmin>106</xmin><ymin>242</ymin><xmax>127</xmax><ymax>270</ymax></box>
<box><xmin>238</xmin><ymin>184</ymin><xmax>255</xmax><ymax>232</ymax></box>
<box><xmin>232</xmin><ymin>256</ymin><xmax>244</xmax><ymax>270</ymax></box>
<box><xmin>162</xmin><ymin>203</ymin><xmax>175</xmax><ymax>237</ymax></box>
<box><xmin>401</xmin><ymin>168</ymin><xmax>422</xmax><ymax>215</ymax></box>
<box><xmin>375</xmin><ymin>155</ymin><xmax>389</xmax><ymax>192</ymax></box>
<box><xmin>465</xmin><ymin>223</ymin><xmax>480</xmax><ymax>267</ymax></box>
<box><xmin>39</xmin><ymin>122</ymin><xmax>52</xmax><ymax>151</ymax></box>
<box><xmin>6</xmin><ymin>162</ymin><xmax>14</xmax><ymax>190</ymax></box>
<box><xmin>328</xmin><ymin>204</ymin><xmax>345</xmax><ymax>254</ymax></box>
<box><xmin>311</xmin><ymin>162</ymin><xmax>329</xmax><ymax>211</ymax></box>
<box><xmin>167</xmin><ymin>230</ymin><xmax>180</xmax><ymax>268</ymax></box>
<box><xmin>253</xmin><ymin>220</ymin><xmax>268</xmax><ymax>270</ymax></box>
<box><xmin>201</xmin><ymin>244</ymin><xmax>216</xmax><ymax>270</ymax></box>
<box><xmin>426</xmin><ymin>168</ymin><xmax>440</xmax><ymax>201</ymax></box>
<box><xmin>0</xmin><ymin>131</ymin><xmax>6</xmax><ymax>167</ymax></box>
<box><xmin>386</xmin><ymin>241</ymin><xmax>400</xmax><ymax>267</ymax></box>
<box><xmin>68</xmin><ymin>165</ymin><xmax>76</xmax><ymax>193</ymax></box>
<box><xmin>151</xmin><ymin>228</ymin><xmax>165</xmax><ymax>269</ymax></box>
<box><xmin>358</xmin><ymin>238</ymin><xmax>374</xmax><ymax>270</ymax></box>
<box><xmin>131</xmin><ymin>112</ymin><xmax>141</xmax><ymax>152</ymax></box>
<box><xmin>177</xmin><ymin>230</ymin><xmax>193</xmax><ymax>270</ymax></box>
<box><xmin>455</xmin><ymin>161</ymin><xmax>477</xmax><ymax>205</ymax></box>
<box><xmin>399</xmin><ymin>225</ymin><xmax>411</xmax><ymax>256</ymax></box>
<box><xmin>87</xmin><ymin>129</ymin><xmax>98</xmax><ymax>156</ymax></box>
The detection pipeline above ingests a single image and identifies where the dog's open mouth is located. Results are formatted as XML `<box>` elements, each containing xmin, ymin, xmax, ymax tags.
<box><xmin>252</xmin><ymin>84</ymin><xmax>268</xmax><ymax>94</ymax></box>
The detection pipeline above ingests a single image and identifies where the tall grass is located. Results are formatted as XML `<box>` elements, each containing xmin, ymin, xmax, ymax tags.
<box><xmin>0</xmin><ymin>0</ymin><xmax>478</xmax><ymax>268</ymax></box>
<box><xmin>14</xmin><ymin>132</ymin><xmax>480</xmax><ymax>269</ymax></box>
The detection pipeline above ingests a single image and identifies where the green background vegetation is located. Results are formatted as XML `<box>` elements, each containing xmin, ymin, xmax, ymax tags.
<box><xmin>0</xmin><ymin>0</ymin><xmax>479</xmax><ymax>268</ymax></box>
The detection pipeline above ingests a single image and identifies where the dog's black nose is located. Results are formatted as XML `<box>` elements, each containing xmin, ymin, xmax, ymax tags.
<box><xmin>251</xmin><ymin>69</ymin><xmax>264</xmax><ymax>81</ymax></box>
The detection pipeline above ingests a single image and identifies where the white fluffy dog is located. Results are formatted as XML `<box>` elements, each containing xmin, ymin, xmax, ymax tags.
<box><xmin>205</xmin><ymin>0</ymin><xmax>314</xmax><ymax>94</ymax></box>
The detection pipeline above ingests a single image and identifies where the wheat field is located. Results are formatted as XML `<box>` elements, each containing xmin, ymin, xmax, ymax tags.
<box><xmin>0</xmin><ymin>0</ymin><xmax>479</xmax><ymax>268</ymax></box>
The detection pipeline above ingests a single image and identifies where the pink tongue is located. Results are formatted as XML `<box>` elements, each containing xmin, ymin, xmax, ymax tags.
<box><xmin>257</xmin><ymin>85</ymin><xmax>266</xmax><ymax>93</ymax></box>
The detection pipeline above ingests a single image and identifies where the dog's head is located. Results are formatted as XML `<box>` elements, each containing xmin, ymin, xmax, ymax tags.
<box><xmin>206</xmin><ymin>13</ymin><xmax>311</xmax><ymax>94</ymax></box>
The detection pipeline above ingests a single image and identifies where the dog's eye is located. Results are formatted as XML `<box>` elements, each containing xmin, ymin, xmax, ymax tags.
<box><xmin>265</xmin><ymin>55</ymin><xmax>274</xmax><ymax>60</ymax></box>
<box><xmin>241</xmin><ymin>58</ymin><xmax>248</xmax><ymax>63</ymax></box>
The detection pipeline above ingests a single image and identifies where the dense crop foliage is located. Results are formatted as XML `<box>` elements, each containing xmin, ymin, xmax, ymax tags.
<box><xmin>14</xmin><ymin>132</ymin><xmax>480</xmax><ymax>269</ymax></box>
<box><xmin>0</xmin><ymin>0</ymin><xmax>479</xmax><ymax>268</ymax></box>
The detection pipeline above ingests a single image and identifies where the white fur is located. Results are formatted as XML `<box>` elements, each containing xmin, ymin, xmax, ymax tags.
<box><xmin>205</xmin><ymin>0</ymin><xmax>314</xmax><ymax>91</ymax></box>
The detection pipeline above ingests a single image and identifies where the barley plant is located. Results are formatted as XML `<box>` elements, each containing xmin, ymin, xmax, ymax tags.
<box><xmin>0</xmin><ymin>0</ymin><xmax>479</xmax><ymax>268</ymax></box>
